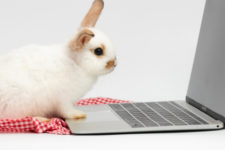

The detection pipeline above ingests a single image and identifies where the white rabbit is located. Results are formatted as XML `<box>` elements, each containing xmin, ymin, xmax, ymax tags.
<box><xmin>0</xmin><ymin>0</ymin><xmax>117</xmax><ymax>120</ymax></box>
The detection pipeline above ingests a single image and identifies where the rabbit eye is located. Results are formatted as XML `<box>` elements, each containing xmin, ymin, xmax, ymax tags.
<box><xmin>94</xmin><ymin>48</ymin><xmax>104</xmax><ymax>56</ymax></box>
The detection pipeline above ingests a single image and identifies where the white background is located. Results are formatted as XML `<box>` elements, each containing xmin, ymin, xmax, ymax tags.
<box><xmin>0</xmin><ymin>0</ymin><xmax>224</xmax><ymax>150</ymax></box>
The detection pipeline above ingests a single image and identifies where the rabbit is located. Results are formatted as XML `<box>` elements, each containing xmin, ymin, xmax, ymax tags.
<box><xmin>0</xmin><ymin>0</ymin><xmax>117</xmax><ymax>121</ymax></box>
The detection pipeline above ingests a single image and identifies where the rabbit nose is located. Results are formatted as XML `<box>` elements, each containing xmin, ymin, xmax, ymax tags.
<box><xmin>106</xmin><ymin>58</ymin><xmax>117</xmax><ymax>69</ymax></box>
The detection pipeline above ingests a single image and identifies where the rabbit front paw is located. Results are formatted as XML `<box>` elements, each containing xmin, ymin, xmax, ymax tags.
<box><xmin>34</xmin><ymin>116</ymin><xmax>51</xmax><ymax>122</ymax></box>
<box><xmin>63</xmin><ymin>109</ymin><xmax>86</xmax><ymax>119</ymax></box>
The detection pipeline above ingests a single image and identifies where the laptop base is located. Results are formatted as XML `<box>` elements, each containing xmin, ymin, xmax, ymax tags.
<box><xmin>66</xmin><ymin>101</ymin><xmax>223</xmax><ymax>135</ymax></box>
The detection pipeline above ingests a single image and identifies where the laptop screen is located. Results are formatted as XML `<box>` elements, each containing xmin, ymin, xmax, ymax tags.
<box><xmin>187</xmin><ymin>0</ymin><xmax>225</xmax><ymax>121</ymax></box>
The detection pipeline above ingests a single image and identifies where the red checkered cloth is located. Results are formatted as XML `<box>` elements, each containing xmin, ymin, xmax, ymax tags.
<box><xmin>0</xmin><ymin>97</ymin><xmax>130</xmax><ymax>135</ymax></box>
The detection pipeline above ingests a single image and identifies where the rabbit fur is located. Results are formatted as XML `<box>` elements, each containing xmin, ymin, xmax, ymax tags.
<box><xmin>0</xmin><ymin>0</ymin><xmax>116</xmax><ymax>119</ymax></box>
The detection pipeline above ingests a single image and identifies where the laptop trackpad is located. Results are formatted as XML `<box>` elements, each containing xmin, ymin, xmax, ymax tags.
<box><xmin>85</xmin><ymin>110</ymin><xmax>120</xmax><ymax>122</ymax></box>
<box><xmin>73</xmin><ymin>105</ymin><xmax>120</xmax><ymax>123</ymax></box>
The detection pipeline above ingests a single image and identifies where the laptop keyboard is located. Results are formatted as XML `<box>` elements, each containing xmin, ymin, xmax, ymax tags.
<box><xmin>109</xmin><ymin>102</ymin><xmax>208</xmax><ymax>128</ymax></box>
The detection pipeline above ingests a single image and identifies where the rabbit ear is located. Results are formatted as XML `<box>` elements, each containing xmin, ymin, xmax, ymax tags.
<box><xmin>69</xmin><ymin>29</ymin><xmax>95</xmax><ymax>51</ymax></box>
<box><xmin>81</xmin><ymin>0</ymin><xmax>104</xmax><ymax>27</ymax></box>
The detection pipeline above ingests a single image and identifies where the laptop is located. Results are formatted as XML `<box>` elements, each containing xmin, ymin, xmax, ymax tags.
<box><xmin>66</xmin><ymin>0</ymin><xmax>225</xmax><ymax>134</ymax></box>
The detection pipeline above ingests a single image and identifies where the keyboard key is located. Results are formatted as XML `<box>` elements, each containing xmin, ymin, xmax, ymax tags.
<box><xmin>121</xmin><ymin>103</ymin><xmax>158</xmax><ymax>127</ymax></box>
<box><xmin>171</xmin><ymin>102</ymin><xmax>208</xmax><ymax>124</ymax></box>
<box><xmin>159</xmin><ymin>102</ymin><xmax>200</xmax><ymax>125</ymax></box>
<box><xmin>109</xmin><ymin>104</ymin><xmax>144</xmax><ymax>128</ymax></box>
<box><xmin>146</xmin><ymin>102</ymin><xmax>187</xmax><ymax>125</ymax></box>
<box><xmin>134</xmin><ymin>103</ymin><xmax>172</xmax><ymax>126</ymax></box>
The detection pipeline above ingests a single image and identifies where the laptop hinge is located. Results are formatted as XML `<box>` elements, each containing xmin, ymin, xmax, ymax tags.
<box><xmin>186</xmin><ymin>96</ymin><xmax>225</xmax><ymax>124</ymax></box>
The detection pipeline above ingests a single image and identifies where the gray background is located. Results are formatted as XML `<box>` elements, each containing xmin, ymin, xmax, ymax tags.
<box><xmin>0</xmin><ymin>0</ymin><xmax>205</xmax><ymax>101</ymax></box>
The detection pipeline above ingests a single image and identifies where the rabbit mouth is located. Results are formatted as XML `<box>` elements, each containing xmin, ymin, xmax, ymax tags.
<box><xmin>103</xmin><ymin>64</ymin><xmax>116</xmax><ymax>75</ymax></box>
<box><xmin>104</xmin><ymin>67</ymin><xmax>115</xmax><ymax>74</ymax></box>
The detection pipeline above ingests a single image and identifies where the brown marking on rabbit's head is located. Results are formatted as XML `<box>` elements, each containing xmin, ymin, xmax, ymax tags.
<box><xmin>106</xmin><ymin>58</ymin><xmax>117</xmax><ymax>69</ymax></box>
<box><xmin>81</xmin><ymin>0</ymin><xmax>104</xmax><ymax>27</ymax></box>
<box><xmin>90</xmin><ymin>44</ymin><xmax>106</xmax><ymax>58</ymax></box>
<box><xmin>69</xmin><ymin>0</ymin><xmax>104</xmax><ymax>51</ymax></box>
<box><xmin>69</xmin><ymin>29</ymin><xmax>95</xmax><ymax>51</ymax></box>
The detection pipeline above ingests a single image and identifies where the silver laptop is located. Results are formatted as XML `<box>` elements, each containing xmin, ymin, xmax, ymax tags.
<box><xmin>66</xmin><ymin>0</ymin><xmax>225</xmax><ymax>134</ymax></box>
